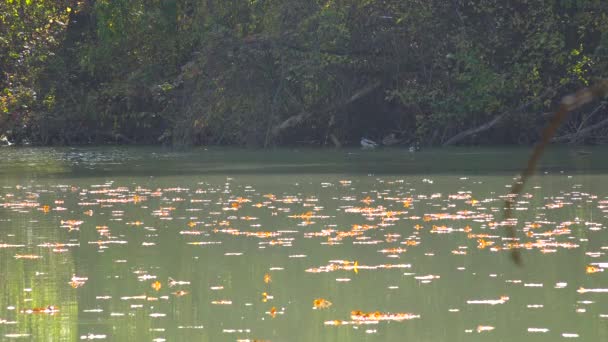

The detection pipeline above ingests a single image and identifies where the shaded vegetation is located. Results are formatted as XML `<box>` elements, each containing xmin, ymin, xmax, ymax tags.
<box><xmin>1</xmin><ymin>0</ymin><xmax>608</xmax><ymax>147</ymax></box>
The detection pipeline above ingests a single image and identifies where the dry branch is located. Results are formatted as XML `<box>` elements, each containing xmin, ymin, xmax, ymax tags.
<box><xmin>551</xmin><ymin>103</ymin><xmax>607</xmax><ymax>143</ymax></box>
<box><xmin>442</xmin><ymin>114</ymin><xmax>505</xmax><ymax>146</ymax></box>
<box><xmin>443</xmin><ymin>87</ymin><xmax>561</xmax><ymax>146</ymax></box>
<box><xmin>270</xmin><ymin>81</ymin><xmax>381</xmax><ymax>138</ymax></box>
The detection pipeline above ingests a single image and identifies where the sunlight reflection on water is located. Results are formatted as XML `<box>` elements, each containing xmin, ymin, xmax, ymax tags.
<box><xmin>0</xmin><ymin>147</ymin><xmax>607</xmax><ymax>341</ymax></box>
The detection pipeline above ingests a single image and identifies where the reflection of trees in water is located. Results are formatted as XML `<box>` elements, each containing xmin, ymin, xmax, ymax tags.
<box><xmin>71</xmin><ymin>198</ymin><xmax>207</xmax><ymax>341</ymax></box>
<box><xmin>0</xmin><ymin>215</ymin><xmax>77</xmax><ymax>340</ymax></box>
<box><xmin>0</xmin><ymin>148</ymin><xmax>67</xmax><ymax>177</ymax></box>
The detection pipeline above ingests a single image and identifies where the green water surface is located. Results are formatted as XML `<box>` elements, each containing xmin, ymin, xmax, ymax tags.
<box><xmin>0</xmin><ymin>146</ymin><xmax>607</xmax><ymax>341</ymax></box>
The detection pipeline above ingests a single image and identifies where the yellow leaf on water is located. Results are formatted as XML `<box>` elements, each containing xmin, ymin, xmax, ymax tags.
<box><xmin>313</xmin><ymin>298</ymin><xmax>332</xmax><ymax>309</ymax></box>
<box><xmin>151</xmin><ymin>281</ymin><xmax>161</xmax><ymax>291</ymax></box>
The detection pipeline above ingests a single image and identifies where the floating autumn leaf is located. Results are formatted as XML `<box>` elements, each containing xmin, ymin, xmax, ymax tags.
<box><xmin>126</xmin><ymin>221</ymin><xmax>143</xmax><ymax>226</ymax></box>
<box><xmin>263</xmin><ymin>273</ymin><xmax>272</xmax><ymax>284</ymax></box>
<box><xmin>586</xmin><ymin>265</ymin><xmax>603</xmax><ymax>274</ymax></box>
<box><xmin>269</xmin><ymin>306</ymin><xmax>277</xmax><ymax>318</ymax></box>
<box><xmin>81</xmin><ymin>334</ymin><xmax>107</xmax><ymax>340</ymax></box>
<box><xmin>151</xmin><ymin>281</ymin><xmax>162</xmax><ymax>291</ymax></box>
<box><xmin>168</xmin><ymin>277</ymin><xmax>190</xmax><ymax>287</ymax></box>
<box><xmin>306</xmin><ymin>261</ymin><xmax>411</xmax><ymax>273</ymax></box>
<box><xmin>21</xmin><ymin>305</ymin><xmax>59</xmax><ymax>315</ymax></box>
<box><xmin>61</xmin><ymin>220</ymin><xmax>83</xmax><ymax>231</ymax></box>
<box><xmin>261</xmin><ymin>292</ymin><xmax>274</xmax><ymax>302</ymax></box>
<box><xmin>477</xmin><ymin>239</ymin><xmax>495</xmax><ymax>249</ymax></box>
<box><xmin>14</xmin><ymin>254</ymin><xmax>42</xmax><ymax>259</ymax></box>
<box><xmin>467</xmin><ymin>296</ymin><xmax>509</xmax><ymax>305</ymax></box>
<box><xmin>361</xmin><ymin>196</ymin><xmax>373</xmax><ymax>205</ymax></box>
<box><xmin>288</xmin><ymin>211</ymin><xmax>314</xmax><ymax>220</ymax></box>
<box><xmin>350</xmin><ymin>310</ymin><xmax>420</xmax><ymax>322</ymax></box>
<box><xmin>313</xmin><ymin>298</ymin><xmax>332</xmax><ymax>309</ymax></box>
<box><xmin>0</xmin><ymin>243</ymin><xmax>25</xmax><ymax>248</ymax></box>
<box><xmin>120</xmin><ymin>295</ymin><xmax>147</xmax><ymax>300</ymax></box>
<box><xmin>578</xmin><ymin>287</ymin><xmax>608</xmax><ymax>294</ymax></box>
<box><xmin>414</xmin><ymin>274</ymin><xmax>440</xmax><ymax>283</ymax></box>
<box><xmin>172</xmin><ymin>290</ymin><xmax>189</xmax><ymax>297</ymax></box>
<box><xmin>402</xmin><ymin>240</ymin><xmax>420</xmax><ymax>246</ymax></box>
<box><xmin>69</xmin><ymin>275</ymin><xmax>88</xmax><ymax>288</ymax></box>
<box><xmin>378</xmin><ymin>247</ymin><xmax>407</xmax><ymax>254</ymax></box>
<box><xmin>477</xmin><ymin>325</ymin><xmax>495</xmax><ymax>333</ymax></box>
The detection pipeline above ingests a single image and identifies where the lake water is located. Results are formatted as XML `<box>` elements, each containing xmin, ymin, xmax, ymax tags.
<box><xmin>0</xmin><ymin>146</ymin><xmax>607</xmax><ymax>341</ymax></box>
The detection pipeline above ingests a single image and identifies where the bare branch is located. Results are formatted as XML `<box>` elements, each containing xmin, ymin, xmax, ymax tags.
<box><xmin>270</xmin><ymin>81</ymin><xmax>381</xmax><ymax>138</ymax></box>
<box><xmin>552</xmin><ymin>103</ymin><xmax>607</xmax><ymax>143</ymax></box>
<box><xmin>443</xmin><ymin>86</ymin><xmax>564</xmax><ymax>146</ymax></box>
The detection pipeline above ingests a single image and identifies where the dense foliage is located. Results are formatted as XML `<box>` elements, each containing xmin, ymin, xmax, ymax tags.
<box><xmin>1</xmin><ymin>0</ymin><xmax>608</xmax><ymax>146</ymax></box>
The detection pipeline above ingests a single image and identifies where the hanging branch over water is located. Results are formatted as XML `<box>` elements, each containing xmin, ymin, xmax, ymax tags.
<box><xmin>551</xmin><ymin>102</ymin><xmax>608</xmax><ymax>143</ymax></box>
<box><xmin>443</xmin><ymin>86</ymin><xmax>561</xmax><ymax>146</ymax></box>
<box><xmin>504</xmin><ymin>80</ymin><xmax>608</xmax><ymax>266</ymax></box>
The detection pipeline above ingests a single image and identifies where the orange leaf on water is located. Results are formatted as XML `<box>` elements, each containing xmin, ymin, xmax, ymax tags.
<box><xmin>151</xmin><ymin>281</ymin><xmax>162</xmax><ymax>291</ymax></box>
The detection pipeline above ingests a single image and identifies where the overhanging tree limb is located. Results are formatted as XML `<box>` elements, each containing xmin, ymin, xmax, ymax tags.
<box><xmin>442</xmin><ymin>113</ymin><xmax>506</xmax><ymax>146</ymax></box>
<box><xmin>443</xmin><ymin>87</ymin><xmax>560</xmax><ymax>146</ymax></box>
<box><xmin>270</xmin><ymin>81</ymin><xmax>381</xmax><ymax>138</ymax></box>
<box><xmin>503</xmin><ymin>80</ymin><xmax>608</xmax><ymax>266</ymax></box>
<box><xmin>551</xmin><ymin>103</ymin><xmax>607</xmax><ymax>143</ymax></box>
